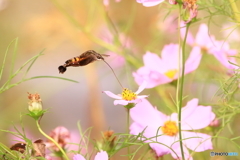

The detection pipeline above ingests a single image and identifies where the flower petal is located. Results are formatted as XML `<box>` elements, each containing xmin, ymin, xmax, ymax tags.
<box><xmin>170</xmin><ymin>142</ymin><xmax>193</xmax><ymax>160</ymax></box>
<box><xmin>182</xmin><ymin>131</ymin><xmax>213</xmax><ymax>152</ymax></box>
<box><xmin>135</xmin><ymin>81</ymin><xmax>147</xmax><ymax>94</ymax></box>
<box><xmin>195</xmin><ymin>24</ymin><xmax>216</xmax><ymax>50</ymax></box>
<box><xmin>181</xmin><ymin>99</ymin><xmax>216</xmax><ymax>130</ymax></box>
<box><xmin>73</xmin><ymin>154</ymin><xmax>86</xmax><ymax>160</ymax></box>
<box><xmin>130</xmin><ymin>99</ymin><xmax>167</xmax><ymax>132</ymax></box>
<box><xmin>94</xmin><ymin>151</ymin><xmax>108</xmax><ymax>160</ymax></box>
<box><xmin>209</xmin><ymin>40</ymin><xmax>238</xmax><ymax>69</ymax></box>
<box><xmin>143</xmin><ymin>52</ymin><xmax>163</xmax><ymax>71</ymax></box>
<box><xmin>137</xmin><ymin>0</ymin><xmax>164</xmax><ymax>7</ymax></box>
<box><xmin>103</xmin><ymin>91</ymin><xmax>122</xmax><ymax>99</ymax></box>
<box><xmin>133</xmin><ymin>68</ymin><xmax>172</xmax><ymax>88</ymax></box>
<box><xmin>161</xmin><ymin>44</ymin><xmax>180</xmax><ymax>70</ymax></box>
<box><xmin>114</xmin><ymin>100</ymin><xmax>129</xmax><ymax>105</ymax></box>
<box><xmin>185</xmin><ymin>46</ymin><xmax>202</xmax><ymax>74</ymax></box>
<box><xmin>136</xmin><ymin>95</ymin><xmax>148</xmax><ymax>99</ymax></box>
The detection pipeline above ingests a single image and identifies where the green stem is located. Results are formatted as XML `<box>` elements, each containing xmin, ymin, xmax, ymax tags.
<box><xmin>228</xmin><ymin>0</ymin><xmax>240</xmax><ymax>23</ymax></box>
<box><xmin>178</xmin><ymin>23</ymin><xmax>190</xmax><ymax>160</ymax></box>
<box><xmin>176</xmin><ymin>4</ymin><xmax>190</xmax><ymax>160</ymax></box>
<box><xmin>127</xmin><ymin>108</ymin><xmax>130</xmax><ymax>160</ymax></box>
<box><xmin>35</xmin><ymin>120</ymin><xmax>70</xmax><ymax>160</ymax></box>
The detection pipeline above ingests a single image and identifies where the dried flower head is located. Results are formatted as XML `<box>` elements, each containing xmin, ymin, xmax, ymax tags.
<box><xmin>103</xmin><ymin>130</ymin><xmax>117</xmax><ymax>149</ymax></box>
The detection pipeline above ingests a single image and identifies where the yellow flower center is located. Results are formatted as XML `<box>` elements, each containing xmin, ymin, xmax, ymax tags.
<box><xmin>161</xmin><ymin>121</ymin><xmax>178</xmax><ymax>136</ymax></box>
<box><xmin>121</xmin><ymin>88</ymin><xmax>137</xmax><ymax>101</ymax></box>
<box><xmin>165</xmin><ymin>70</ymin><xmax>177</xmax><ymax>79</ymax></box>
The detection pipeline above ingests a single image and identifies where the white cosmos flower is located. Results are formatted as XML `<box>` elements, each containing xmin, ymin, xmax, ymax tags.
<box><xmin>103</xmin><ymin>81</ymin><xmax>148</xmax><ymax>106</ymax></box>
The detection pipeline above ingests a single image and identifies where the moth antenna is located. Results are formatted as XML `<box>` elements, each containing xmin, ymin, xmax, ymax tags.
<box><xmin>102</xmin><ymin>60</ymin><xmax>124</xmax><ymax>89</ymax></box>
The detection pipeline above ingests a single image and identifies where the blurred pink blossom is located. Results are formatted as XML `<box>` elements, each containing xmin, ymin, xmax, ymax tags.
<box><xmin>103</xmin><ymin>81</ymin><xmax>148</xmax><ymax>105</ymax></box>
<box><xmin>209</xmin><ymin>118</ymin><xmax>221</xmax><ymax>127</ymax></box>
<box><xmin>46</xmin><ymin>126</ymin><xmax>70</xmax><ymax>152</ymax></box>
<box><xmin>73</xmin><ymin>151</ymin><xmax>108</xmax><ymax>160</ymax></box>
<box><xmin>130</xmin><ymin>98</ymin><xmax>215</xmax><ymax>159</ymax></box>
<box><xmin>104</xmin><ymin>51</ymin><xmax>125</xmax><ymax>68</ymax></box>
<box><xmin>181</xmin><ymin>23</ymin><xmax>238</xmax><ymax>69</ymax></box>
<box><xmin>208</xmin><ymin>40</ymin><xmax>238</xmax><ymax>69</ymax></box>
<box><xmin>136</xmin><ymin>0</ymin><xmax>164</xmax><ymax>7</ymax></box>
<box><xmin>133</xmin><ymin>44</ymin><xmax>201</xmax><ymax>88</ymax></box>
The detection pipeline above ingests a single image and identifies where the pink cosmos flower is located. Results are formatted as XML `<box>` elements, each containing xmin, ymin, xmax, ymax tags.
<box><xmin>136</xmin><ymin>0</ymin><xmax>164</xmax><ymax>7</ymax></box>
<box><xmin>181</xmin><ymin>23</ymin><xmax>238</xmax><ymax>69</ymax></box>
<box><xmin>103</xmin><ymin>81</ymin><xmax>148</xmax><ymax>105</ymax></box>
<box><xmin>46</xmin><ymin>126</ymin><xmax>70</xmax><ymax>152</ymax></box>
<box><xmin>133</xmin><ymin>44</ymin><xmax>201</xmax><ymax>88</ymax></box>
<box><xmin>208</xmin><ymin>40</ymin><xmax>238</xmax><ymax>69</ymax></box>
<box><xmin>130</xmin><ymin>98</ymin><xmax>215</xmax><ymax>159</ymax></box>
<box><xmin>73</xmin><ymin>151</ymin><xmax>108</xmax><ymax>160</ymax></box>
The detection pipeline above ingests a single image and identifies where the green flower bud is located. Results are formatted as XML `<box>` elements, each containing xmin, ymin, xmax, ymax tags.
<box><xmin>27</xmin><ymin>93</ymin><xmax>45</xmax><ymax>120</ymax></box>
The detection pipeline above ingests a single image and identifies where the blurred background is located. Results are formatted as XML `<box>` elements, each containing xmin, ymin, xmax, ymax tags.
<box><xmin>0</xmin><ymin>0</ymin><xmax>240</xmax><ymax>159</ymax></box>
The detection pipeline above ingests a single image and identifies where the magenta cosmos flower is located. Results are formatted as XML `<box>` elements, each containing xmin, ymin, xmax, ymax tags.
<box><xmin>73</xmin><ymin>151</ymin><xmax>108</xmax><ymax>160</ymax></box>
<box><xmin>130</xmin><ymin>98</ymin><xmax>215</xmax><ymax>160</ymax></box>
<box><xmin>133</xmin><ymin>44</ymin><xmax>201</xmax><ymax>88</ymax></box>
<box><xmin>103</xmin><ymin>81</ymin><xmax>148</xmax><ymax>105</ymax></box>
<box><xmin>181</xmin><ymin>23</ymin><xmax>238</xmax><ymax>69</ymax></box>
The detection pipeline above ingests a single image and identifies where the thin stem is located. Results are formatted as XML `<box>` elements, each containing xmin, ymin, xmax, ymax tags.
<box><xmin>127</xmin><ymin>108</ymin><xmax>130</xmax><ymax>160</ymax></box>
<box><xmin>176</xmin><ymin>4</ymin><xmax>190</xmax><ymax>160</ymax></box>
<box><xmin>103</xmin><ymin>60</ymin><xmax>124</xmax><ymax>89</ymax></box>
<box><xmin>228</xmin><ymin>0</ymin><xmax>240</xmax><ymax>23</ymax></box>
<box><xmin>35</xmin><ymin>120</ymin><xmax>70</xmax><ymax>160</ymax></box>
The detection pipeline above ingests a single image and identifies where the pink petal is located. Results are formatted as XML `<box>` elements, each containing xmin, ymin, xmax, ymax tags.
<box><xmin>182</xmin><ymin>131</ymin><xmax>213</xmax><ymax>152</ymax></box>
<box><xmin>209</xmin><ymin>41</ymin><xmax>238</xmax><ymax>69</ymax></box>
<box><xmin>136</xmin><ymin>95</ymin><xmax>148</xmax><ymax>99</ymax></box>
<box><xmin>130</xmin><ymin>99</ymin><xmax>167</xmax><ymax>131</ymax></box>
<box><xmin>135</xmin><ymin>81</ymin><xmax>147</xmax><ymax>94</ymax></box>
<box><xmin>103</xmin><ymin>91</ymin><xmax>122</xmax><ymax>99</ymax></box>
<box><xmin>185</xmin><ymin>46</ymin><xmax>202</xmax><ymax>74</ymax></box>
<box><xmin>161</xmin><ymin>44</ymin><xmax>179</xmax><ymax>70</ymax></box>
<box><xmin>181</xmin><ymin>99</ymin><xmax>216</xmax><ymax>130</ymax></box>
<box><xmin>137</xmin><ymin>0</ymin><xmax>164</xmax><ymax>7</ymax></box>
<box><xmin>133</xmin><ymin>68</ymin><xmax>172</xmax><ymax>88</ymax></box>
<box><xmin>170</xmin><ymin>142</ymin><xmax>193</xmax><ymax>160</ymax></box>
<box><xmin>114</xmin><ymin>100</ymin><xmax>129</xmax><ymax>105</ymax></box>
<box><xmin>195</xmin><ymin>24</ymin><xmax>216</xmax><ymax>50</ymax></box>
<box><xmin>143</xmin><ymin>52</ymin><xmax>163</xmax><ymax>71</ymax></box>
<box><xmin>73</xmin><ymin>154</ymin><xmax>86</xmax><ymax>160</ymax></box>
<box><xmin>149</xmin><ymin>135</ymin><xmax>179</xmax><ymax>157</ymax></box>
<box><xmin>130</xmin><ymin>122</ymin><xmax>162</xmax><ymax>141</ymax></box>
<box><xmin>94</xmin><ymin>151</ymin><xmax>108</xmax><ymax>160</ymax></box>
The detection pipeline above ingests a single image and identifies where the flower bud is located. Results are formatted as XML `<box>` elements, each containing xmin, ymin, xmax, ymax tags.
<box><xmin>209</xmin><ymin>119</ymin><xmax>221</xmax><ymax>127</ymax></box>
<box><xmin>28</xmin><ymin>93</ymin><xmax>42</xmax><ymax>112</ymax></box>
<box><xmin>27</xmin><ymin>92</ymin><xmax>45</xmax><ymax>119</ymax></box>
